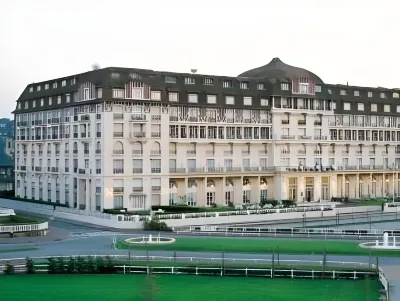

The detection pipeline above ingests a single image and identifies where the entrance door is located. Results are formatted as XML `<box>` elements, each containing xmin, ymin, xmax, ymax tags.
<box><xmin>305</xmin><ymin>187</ymin><xmax>314</xmax><ymax>202</ymax></box>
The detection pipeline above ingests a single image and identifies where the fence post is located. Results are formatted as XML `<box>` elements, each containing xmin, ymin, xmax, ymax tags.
<box><xmin>291</xmin><ymin>269</ymin><xmax>294</xmax><ymax>278</ymax></box>
<box><xmin>123</xmin><ymin>265</ymin><xmax>125</xmax><ymax>274</ymax></box>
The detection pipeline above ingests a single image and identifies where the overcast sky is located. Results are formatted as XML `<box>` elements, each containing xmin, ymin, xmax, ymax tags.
<box><xmin>0</xmin><ymin>0</ymin><xmax>399</xmax><ymax>118</ymax></box>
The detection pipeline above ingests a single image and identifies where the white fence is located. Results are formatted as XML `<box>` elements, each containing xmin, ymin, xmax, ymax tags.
<box><xmin>0</xmin><ymin>221</ymin><xmax>48</xmax><ymax>234</ymax></box>
<box><xmin>0</xmin><ymin>208</ymin><xmax>15</xmax><ymax>217</ymax></box>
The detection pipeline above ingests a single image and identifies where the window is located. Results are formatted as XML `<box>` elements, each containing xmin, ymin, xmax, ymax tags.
<box><xmin>83</xmin><ymin>88</ymin><xmax>90</xmax><ymax>100</ymax></box>
<box><xmin>357</xmin><ymin>103</ymin><xmax>364</xmax><ymax>111</ymax></box>
<box><xmin>169</xmin><ymin>92</ymin><xmax>178</xmax><ymax>102</ymax></box>
<box><xmin>225</xmin><ymin>96</ymin><xmax>234</xmax><ymax>105</ymax></box>
<box><xmin>113</xmin><ymin>89</ymin><xmax>124</xmax><ymax>98</ymax></box>
<box><xmin>32</xmin><ymin>100</ymin><xmax>36</xmax><ymax>108</ymax></box>
<box><xmin>281</xmin><ymin>83</ymin><xmax>289</xmax><ymax>91</ymax></box>
<box><xmin>315</xmin><ymin>85</ymin><xmax>321</xmax><ymax>93</ymax></box>
<box><xmin>17</xmin><ymin>102</ymin><xmax>21</xmax><ymax>109</ymax></box>
<box><xmin>151</xmin><ymin>91</ymin><xmax>161</xmax><ymax>101</ymax></box>
<box><xmin>62</xmin><ymin>80</ymin><xmax>66</xmax><ymax>87</ymax></box>
<box><xmin>380</xmin><ymin>92</ymin><xmax>386</xmax><ymax>98</ymax></box>
<box><xmin>397</xmin><ymin>105</ymin><xmax>400</xmax><ymax>113</ymax></box>
<box><xmin>97</xmin><ymin>88</ymin><xmax>102</xmax><ymax>98</ymax></box>
<box><xmin>185</xmin><ymin>77</ymin><xmax>195</xmax><ymax>84</ymax></box>
<box><xmin>243</xmin><ymin>97</ymin><xmax>252</xmax><ymax>106</ymax></box>
<box><xmin>222</xmin><ymin>80</ymin><xmax>232</xmax><ymax>88</ymax></box>
<box><xmin>53</xmin><ymin>82</ymin><xmax>57</xmax><ymax>89</ymax></box>
<box><xmin>165</xmin><ymin>76</ymin><xmax>177</xmax><ymax>83</ymax></box>
<box><xmin>48</xmin><ymin>97</ymin><xmax>52</xmax><ymax>105</ymax></box>
<box><xmin>45</xmin><ymin>84</ymin><xmax>49</xmax><ymax>90</ymax></box>
<box><xmin>57</xmin><ymin>96</ymin><xmax>61</xmax><ymax>104</ymax></box>
<box><xmin>151</xmin><ymin>159</ymin><xmax>161</xmax><ymax>173</ymax></box>
<box><xmin>66</xmin><ymin>94</ymin><xmax>70</xmax><ymax>103</ymax></box>
<box><xmin>328</xmin><ymin>89</ymin><xmax>332</xmax><ymax>94</ymax></box>
<box><xmin>207</xmin><ymin>95</ymin><xmax>217</xmax><ymax>104</ymax></box>
<box><xmin>394</xmin><ymin>92</ymin><xmax>400</xmax><ymax>98</ymax></box>
<box><xmin>37</xmin><ymin>85</ymin><xmax>41</xmax><ymax>91</ymax></box>
<box><xmin>384</xmin><ymin>104</ymin><xmax>390</xmax><ymax>112</ymax></box>
<box><xmin>204</xmin><ymin>77</ymin><xmax>214</xmax><ymax>85</ymax></box>
<box><xmin>71</xmin><ymin>78</ymin><xmax>76</xmax><ymax>85</ymax></box>
<box><xmin>261</xmin><ymin>98</ymin><xmax>268</xmax><ymax>106</ymax></box>
<box><xmin>29</xmin><ymin>87</ymin><xmax>33</xmax><ymax>92</ymax></box>
<box><xmin>257</xmin><ymin>83</ymin><xmax>265</xmax><ymax>90</ymax></box>
<box><xmin>340</xmin><ymin>89</ymin><xmax>347</xmax><ymax>96</ymax></box>
<box><xmin>188</xmin><ymin>94</ymin><xmax>198</xmax><ymax>103</ymax></box>
<box><xmin>354</xmin><ymin>90</ymin><xmax>359</xmax><ymax>96</ymax></box>
<box><xmin>343</xmin><ymin>102</ymin><xmax>350</xmax><ymax>111</ymax></box>
<box><xmin>240</xmin><ymin>82</ymin><xmax>248</xmax><ymax>89</ymax></box>
<box><xmin>368</xmin><ymin>91</ymin><xmax>373</xmax><ymax>97</ymax></box>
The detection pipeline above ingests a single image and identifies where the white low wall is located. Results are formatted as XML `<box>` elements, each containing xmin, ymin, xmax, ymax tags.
<box><xmin>164</xmin><ymin>209</ymin><xmax>337</xmax><ymax>227</ymax></box>
<box><xmin>0</xmin><ymin>198</ymin><xmax>143</xmax><ymax>229</ymax></box>
<box><xmin>0</xmin><ymin>198</ymin><xmax>337</xmax><ymax>229</ymax></box>
<box><xmin>0</xmin><ymin>207</ymin><xmax>15</xmax><ymax>217</ymax></box>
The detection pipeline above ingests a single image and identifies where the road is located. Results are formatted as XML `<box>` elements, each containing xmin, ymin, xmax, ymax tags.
<box><xmin>0</xmin><ymin>218</ymin><xmax>399</xmax><ymax>300</ymax></box>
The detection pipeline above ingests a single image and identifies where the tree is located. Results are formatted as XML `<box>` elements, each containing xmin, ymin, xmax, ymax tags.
<box><xmin>47</xmin><ymin>258</ymin><xmax>56</xmax><ymax>274</ymax></box>
<box><xmin>4</xmin><ymin>262</ymin><xmax>15</xmax><ymax>275</ymax></box>
<box><xmin>67</xmin><ymin>257</ymin><xmax>76</xmax><ymax>274</ymax></box>
<box><xmin>76</xmin><ymin>256</ymin><xmax>86</xmax><ymax>274</ymax></box>
<box><xmin>25</xmin><ymin>257</ymin><xmax>35</xmax><ymax>274</ymax></box>
<box><xmin>57</xmin><ymin>257</ymin><xmax>66</xmax><ymax>274</ymax></box>
<box><xmin>87</xmin><ymin>256</ymin><xmax>96</xmax><ymax>274</ymax></box>
<box><xmin>92</xmin><ymin>63</ymin><xmax>100</xmax><ymax>70</ymax></box>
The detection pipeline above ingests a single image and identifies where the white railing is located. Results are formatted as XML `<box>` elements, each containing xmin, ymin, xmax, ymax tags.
<box><xmin>30</xmin><ymin>203</ymin><xmax>112</xmax><ymax>220</ymax></box>
<box><xmin>155</xmin><ymin>205</ymin><xmax>334</xmax><ymax>221</ymax></box>
<box><xmin>379</xmin><ymin>267</ymin><xmax>390</xmax><ymax>300</ymax></box>
<box><xmin>183</xmin><ymin>225</ymin><xmax>400</xmax><ymax>240</ymax></box>
<box><xmin>0</xmin><ymin>221</ymin><xmax>48</xmax><ymax>234</ymax></box>
<box><xmin>0</xmin><ymin>255</ymin><xmax>374</xmax><ymax>269</ymax></box>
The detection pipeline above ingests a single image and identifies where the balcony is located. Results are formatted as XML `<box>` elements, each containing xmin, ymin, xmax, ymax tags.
<box><xmin>186</xmin><ymin>150</ymin><xmax>196</xmax><ymax>156</ymax></box>
<box><xmin>151</xmin><ymin>186</ymin><xmax>161</xmax><ymax>193</ymax></box>
<box><xmin>47</xmin><ymin>151</ymin><xmax>51</xmax><ymax>155</ymax></box>
<box><xmin>73</xmin><ymin>133</ymin><xmax>78</xmax><ymax>138</ymax></box>
<box><xmin>39</xmin><ymin>151</ymin><xmax>43</xmax><ymax>156</ymax></box>
<box><xmin>313</xmin><ymin>151</ymin><xmax>322</xmax><ymax>155</ymax></box>
<box><xmin>188</xmin><ymin>168</ymin><xmax>205</xmax><ymax>173</ymax></box>
<box><xmin>65</xmin><ymin>167</ymin><xmax>69</xmax><ymax>173</ymax></box>
<box><xmin>84</xmin><ymin>150</ymin><xmax>90</xmax><ymax>155</ymax></box>
<box><xmin>80</xmin><ymin>133</ymin><xmax>87</xmax><ymax>138</ymax></box>
<box><xmin>132</xmin><ymin>150</ymin><xmax>143</xmax><ymax>156</ymax></box>
<box><xmin>242</xmin><ymin>150</ymin><xmax>250</xmax><ymax>155</ymax></box>
<box><xmin>128</xmin><ymin>187</ymin><xmax>143</xmax><ymax>195</ymax></box>
<box><xmin>151</xmin><ymin>132</ymin><xmax>161</xmax><ymax>138</ymax></box>
<box><xmin>113</xmin><ymin>113</ymin><xmax>124</xmax><ymax>120</ymax></box>
<box><xmin>314</xmin><ymin>136</ymin><xmax>327</xmax><ymax>140</ymax></box>
<box><xmin>224</xmin><ymin>151</ymin><xmax>233</xmax><ymax>156</ymax></box>
<box><xmin>169</xmin><ymin>168</ymin><xmax>186</xmax><ymax>173</ymax></box>
<box><xmin>113</xmin><ymin>187</ymin><xmax>124</xmax><ymax>194</ymax></box>
<box><xmin>132</xmin><ymin>168</ymin><xmax>143</xmax><ymax>174</ymax></box>
<box><xmin>314</xmin><ymin>121</ymin><xmax>322</xmax><ymax>126</ymax></box>
<box><xmin>281</xmin><ymin>120</ymin><xmax>289</xmax><ymax>124</ymax></box>
<box><xmin>206</xmin><ymin>151</ymin><xmax>215</xmax><ymax>156</ymax></box>
<box><xmin>73</xmin><ymin>150</ymin><xmax>78</xmax><ymax>154</ymax></box>
<box><xmin>113</xmin><ymin>132</ymin><xmax>124</xmax><ymax>138</ymax></box>
<box><xmin>78</xmin><ymin>169</ymin><xmax>86</xmax><ymax>174</ymax></box>
<box><xmin>113</xmin><ymin>150</ymin><xmax>124</xmax><ymax>155</ymax></box>
<box><xmin>297</xmin><ymin>150</ymin><xmax>306</xmax><ymax>155</ymax></box>
<box><xmin>298</xmin><ymin>135</ymin><xmax>311</xmax><ymax>140</ymax></box>
<box><xmin>151</xmin><ymin>150</ymin><xmax>161</xmax><ymax>156</ymax></box>
<box><xmin>51</xmin><ymin>167</ymin><xmax>59</xmax><ymax>173</ymax></box>
<box><xmin>207</xmin><ymin>167</ymin><xmax>224</xmax><ymax>173</ymax></box>
<box><xmin>169</xmin><ymin>150</ymin><xmax>177</xmax><ymax>155</ymax></box>
<box><xmin>55</xmin><ymin>151</ymin><xmax>60</xmax><ymax>156</ymax></box>
<box><xmin>130</xmin><ymin>114</ymin><xmax>147</xmax><ymax>122</ymax></box>
<box><xmin>298</xmin><ymin>120</ymin><xmax>306</xmax><ymax>125</ymax></box>
<box><xmin>382</xmin><ymin>151</ymin><xmax>389</xmax><ymax>156</ymax></box>
<box><xmin>281</xmin><ymin>135</ymin><xmax>295</xmax><ymax>139</ymax></box>
<box><xmin>96</xmin><ymin>132</ymin><xmax>101</xmax><ymax>138</ymax></box>
<box><xmin>113</xmin><ymin>168</ymin><xmax>124</xmax><ymax>174</ymax></box>
<box><xmin>356</xmin><ymin>151</ymin><xmax>362</xmax><ymax>156</ymax></box>
<box><xmin>95</xmin><ymin>149</ymin><xmax>101</xmax><ymax>155</ymax></box>
<box><xmin>151</xmin><ymin>168</ymin><xmax>161</xmax><ymax>173</ymax></box>
<box><xmin>129</xmin><ymin>132</ymin><xmax>146</xmax><ymax>139</ymax></box>
<box><xmin>243</xmin><ymin>167</ymin><xmax>259</xmax><ymax>172</ymax></box>
<box><xmin>342</xmin><ymin>151</ymin><xmax>349</xmax><ymax>156</ymax></box>
<box><xmin>369</xmin><ymin>151</ymin><xmax>376</xmax><ymax>156</ymax></box>
<box><xmin>96</xmin><ymin>169</ymin><xmax>101</xmax><ymax>174</ymax></box>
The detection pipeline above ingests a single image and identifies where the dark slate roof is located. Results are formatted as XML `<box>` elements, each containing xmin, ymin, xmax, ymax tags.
<box><xmin>238</xmin><ymin>57</ymin><xmax>324</xmax><ymax>84</ymax></box>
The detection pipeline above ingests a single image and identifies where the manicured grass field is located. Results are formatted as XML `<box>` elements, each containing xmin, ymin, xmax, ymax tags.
<box><xmin>0</xmin><ymin>214</ymin><xmax>44</xmax><ymax>225</ymax></box>
<box><xmin>1</xmin><ymin>274</ymin><xmax>379</xmax><ymax>301</ymax></box>
<box><xmin>117</xmin><ymin>236</ymin><xmax>400</xmax><ymax>257</ymax></box>
<box><xmin>0</xmin><ymin>248</ymin><xmax>39</xmax><ymax>254</ymax></box>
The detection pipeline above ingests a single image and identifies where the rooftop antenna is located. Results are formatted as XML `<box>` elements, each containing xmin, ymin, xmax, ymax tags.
<box><xmin>190</xmin><ymin>69</ymin><xmax>197</xmax><ymax>74</ymax></box>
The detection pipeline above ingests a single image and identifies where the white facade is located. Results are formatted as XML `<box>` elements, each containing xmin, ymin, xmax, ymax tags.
<box><xmin>14</xmin><ymin>79</ymin><xmax>400</xmax><ymax>211</ymax></box>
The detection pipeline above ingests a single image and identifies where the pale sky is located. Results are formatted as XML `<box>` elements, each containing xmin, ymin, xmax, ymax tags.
<box><xmin>0</xmin><ymin>0</ymin><xmax>399</xmax><ymax>118</ymax></box>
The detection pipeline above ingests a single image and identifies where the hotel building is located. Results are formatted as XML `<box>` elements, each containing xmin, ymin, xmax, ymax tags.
<box><xmin>13</xmin><ymin>58</ymin><xmax>400</xmax><ymax>210</ymax></box>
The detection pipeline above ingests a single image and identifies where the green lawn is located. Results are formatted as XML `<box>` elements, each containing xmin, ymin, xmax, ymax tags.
<box><xmin>0</xmin><ymin>214</ymin><xmax>44</xmax><ymax>225</ymax></box>
<box><xmin>0</xmin><ymin>274</ymin><xmax>380</xmax><ymax>301</ymax></box>
<box><xmin>117</xmin><ymin>236</ymin><xmax>400</xmax><ymax>257</ymax></box>
<box><xmin>0</xmin><ymin>248</ymin><xmax>39</xmax><ymax>254</ymax></box>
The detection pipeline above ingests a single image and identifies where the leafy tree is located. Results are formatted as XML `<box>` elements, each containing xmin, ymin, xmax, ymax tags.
<box><xmin>76</xmin><ymin>256</ymin><xmax>86</xmax><ymax>274</ymax></box>
<box><xmin>4</xmin><ymin>262</ymin><xmax>15</xmax><ymax>275</ymax></box>
<box><xmin>104</xmin><ymin>256</ymin><xmax>114</xmax><ymax>273</ymax></box>
<box><xmin>25</xmin><ymin>257</ymin><xmax>35</xmax><ymax>274</ymax></box>
<box><xmin>87</xmin><ymin>256</ymin><xmax>96</xmax><ymax>274</ymax></box>
<box><xmin>57</xmin><ymin>257</ymin><xmax>66</xmax><ymax>274</ymax></box>
<box><xmin>95</xmin><ymin>257</ymin><xmax>105</xmax><ymax>273</ymax></box>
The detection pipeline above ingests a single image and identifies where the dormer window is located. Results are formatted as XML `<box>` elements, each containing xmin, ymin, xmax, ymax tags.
<box><xmin>223</xmin><ymin>80</ymin><xmax>232</xmax><ymax>88</ymax></box>
<box><xmin>393</xmin><ymin>92</ymin><xmax>400</xmax><ymax>98</ymax></box>
<box><xmin>354</xmin><ymin>90</ymin><xmax>359</xmax><ymax>96</ymax></box>
<box><xmin>53</xmin><ymin>82</ymin><xmax>57</xmax><ymax>89</ymax></box>
<box><xmin>45</xmin><ymin>84</ymin><xmax>49</xmax><ymax>90</ymax></box>
<box><xmin>203</xmin><ymin>77</ymin><xmax>214</xmax><ymax>85</ymax></box>
<box><xmin>257</xmin><ymin>83</ymin><xmax>265</xmax><ymax>90</ymax></box>
<box><xmin>165</xmin><ymin>76</ymin><xmax>177</xmax><ymax>84</ymax></box>
<box><xmin>340</xmin><ymin>89</ymin><xmax>347</xmax><ymax>96</ymax></box>
<box><xmin>368</xmin><ymin>91</ymin><xmax>373</xmax><ymax>97</ymax></box>
<box><xmin>71</xmin><ymin>78</ymin><xmax>76</xmax><ymax>85</ymax></box>
<box><xmin>380</xmin><ymin>92</ymin><xmax>386</xmax><ymax>98</ymax></box>
<box><xmin>281</xmin><ymin>83</ymin><xmax>289</xmax><ymax>91</ymax></box>
<box><xmin>315</xmin><ymin>85</ymin><xmax>321</xmax><ymax>93</ymax></box>
<box><xmin>185</xmin><ymin>77</ymin><xmax>195</xmax><ymax>84</ymax></box>
<box><xmin>36</xmin><ymin>85</ymin><xmax>41</xmax><ymax>92</ymax></box>
<box><xmin>62</xmin><ymin>80</ymin><xmax>67</xmax><ymax>87</ymax></box>
<box><xmin>29</xmin><ymin>87</ymin><xmax>33</xmax><ymax>92</ymax></box>
<box><xmin>240</xmin><ymin>82</ymin><xmax>249</xmax><ymax>89</ymax></box>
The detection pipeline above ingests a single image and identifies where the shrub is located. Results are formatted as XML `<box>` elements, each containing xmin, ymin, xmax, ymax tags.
<box><xmin>4</xmin><ymin>262</ymin><xmax>15</xmax><ymax>275</ymax></box>
<box><xmin>95</xmin><ymin>257</ymin><xmax>105</xmax><ymax>274</ymax></box>
<box><xmin>67</xmin><ymin>257</ymin><xmax>76</xmax><ymax>274</ymax></box>
<box><xmin>47</xmin><ymin>258</ymin><xmax>57</xmax><ymax>274</ymax></box>
<box><xmin>25</xmin><ymin>257</ymin><xmax>35</xmax><ymax>274</ymax></box>
<box><xmin>76</xmin><ymin>256</ymin><xmax>86</xmax><ymax>274</ymax></box>
<box><xmin>282</xmin><ymin>200</ymin><xmax>296</xmax><ymax>207</ymax></box>
<box><xmin>260</xmin><ymin>198</ymin><xmax>278</xmax><ymax>208</ymax></box>
<box><xmin>87</xmin><ymin>256</ymin><xmax>97</xmax><ymax>274</ymax></box>
<box><xmin>143</xmin><ymin>219</ymin><xmax>172</xmax><ymax>231</ymax></box>
<box><xmin>57</xmin><ymin>257</ymin><xmax>66</xmax><ymax>274</ymax></box>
